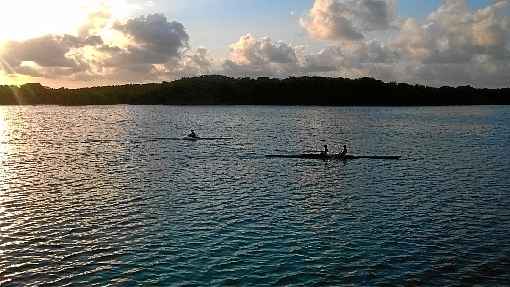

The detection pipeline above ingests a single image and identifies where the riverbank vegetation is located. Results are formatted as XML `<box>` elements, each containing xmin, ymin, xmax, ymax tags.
<box><xmin>1</xmin><ymin>76</ymin><xmax>509</xmax><ymax>106</ymax></box>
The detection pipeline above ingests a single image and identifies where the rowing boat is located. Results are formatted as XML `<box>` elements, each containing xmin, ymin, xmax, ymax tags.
<box><xmin>152</xmin><ymin>137</ymin><xmax>234</xmax><ymax>141</ymax></box>
<box><xmin>265</xmin><ymin>154</ymin><xmax>401</xmax><ymax>160</ymax></box>
<box><xmin>183</xmin><ymin>136</ymin><xmax>233</xmax><ymax>141</ymax></box>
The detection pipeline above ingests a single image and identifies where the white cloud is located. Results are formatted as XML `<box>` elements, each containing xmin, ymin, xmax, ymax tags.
<box><xmin>394</xmin><ymin>0</ymin><xmax>510</xmax><ymax>64</ymax></box>
<box><xmin>222</xmin><ymin>34</ymin><xmax>300</xmax><ymax>77</ymax></box>
<box><xmin>301</xmin><ymin>0</ymin><xmax>396</xmax><ymax>41</ymax></box>
<box><xmin>219</xmin><ymin>33</ymin><xmax>401</xmax><ymax>80</ymax></box>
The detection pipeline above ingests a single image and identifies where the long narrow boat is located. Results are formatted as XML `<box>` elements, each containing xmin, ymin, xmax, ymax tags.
<box><xmin>265</xmin><ymin>154</ymin><xmax>401</xmax><ymax>160</ymax></box>
<box><xmin>152</xmin><ymin>137</ymin><xmax>234</xmax><ymax>141</ymax></box>
<box><xmin>181</xmin><ymin>136</ymin><xmax>233</xmax><ymax>141</ymax></box>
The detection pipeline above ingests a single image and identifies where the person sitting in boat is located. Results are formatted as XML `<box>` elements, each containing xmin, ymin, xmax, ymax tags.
<box><xmin>188</xmin><ymin>130</ymin><xmax>198</xmax><ymax>138</ymax></box>
<box><xmin>338</xmin><ymin>145</ymin><xmax>347</xmax><ymax>157</ymax></box>
<box><xmin>321</xmin><ymin>144</ymin><xmax>329</xmax><ymax>156</ymax></box>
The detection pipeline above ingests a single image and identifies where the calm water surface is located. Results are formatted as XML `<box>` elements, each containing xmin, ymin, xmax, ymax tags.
<box><xmin>0</xmin><ymin>106</ymin><xmax>509</xmax><ymax>286</ymax></box>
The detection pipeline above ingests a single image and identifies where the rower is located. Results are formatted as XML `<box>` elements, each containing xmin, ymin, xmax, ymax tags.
<box><xmin>321</xmin><ymin>144</ymin><xmax>329</xmax><ymax>156</ymax></box>
<box><xmin>188</xmin><ymin>129</ymin><xmax>198</xmax><ymax>138</ymax></box>
<box><xmin>338</xmin><ymin>145</ymin><xmax>347</xmax><ymax>157</ymax></box>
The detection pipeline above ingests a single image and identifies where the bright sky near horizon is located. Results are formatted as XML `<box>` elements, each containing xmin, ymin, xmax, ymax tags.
<box><xmin>0</xmin><ymin>0</ymin><xmax>508</xmax><ymax>88</ymax></box>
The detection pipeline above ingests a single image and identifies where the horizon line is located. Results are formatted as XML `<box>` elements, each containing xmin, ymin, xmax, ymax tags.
<box><xmin>3</xmin><ymin>75</ymin><xmax>509</xmax><ymax>91</ymax></box>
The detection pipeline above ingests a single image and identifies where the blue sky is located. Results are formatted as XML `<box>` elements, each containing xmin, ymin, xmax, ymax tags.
<box><xmin>137</xmin><ymin>0</ymin><xmax>496</xmax><ymax>56</ymax></box>
<box><xmin>138</xmin><ymin>0</ymin><xmax>315</xmax><ymax>56</ymax></box>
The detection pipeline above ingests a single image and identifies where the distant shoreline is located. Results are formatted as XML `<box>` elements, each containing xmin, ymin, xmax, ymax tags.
<box><xmin>1</xmin><ymin>75</ymin><xmax>509</xmax><ymax>106</ymax></box>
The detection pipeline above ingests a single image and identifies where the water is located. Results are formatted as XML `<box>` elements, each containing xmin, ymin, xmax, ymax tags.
<box><xmin>1</xmin><ymin>105</ymin><xmax>509</xmax><ymax>286</ymax></box>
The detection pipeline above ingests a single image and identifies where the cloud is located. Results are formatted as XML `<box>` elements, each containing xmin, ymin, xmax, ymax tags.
<box><xmin>301</xmin><ymin>0</ymin><xmax>396</xmax><ymax>41</ymax></box>
<box><xmin>79</xmin><ymin>9</ymin><xmax>113</xmax><ymax>38</ymax></box>
<box><xmin>296</xmin><ymin>0</ymin><xmax>510</xmax><ymax>87</ymax></box>
<box><xmin>111</xmin><ymin>14</ymin><xmax>189</xmax><ymax>63</ymax></box>
<box><xmin>1</xmin><ymin>35</ymin><xmax>101</xmax><ymax>68</ymax></box>
<box><xmin>394</xmin><ymin>0</ymin><xmax>510</xmax><ymax>63</ymax></box>
<box><xmin>296</xmin><ymin>0</ymin><xmax>509</xmax><ymax>86</ymax></box>
<box><xmin>179</xmin><ymin>47</ymin><xmax>213</xmax><ymax>75</ymax></box>
<box><xmin>148</xmin><ymin>47</ymin><xmax>213</xmax><ymax>80</ymax></box>
<box><xmin>387</xmin><ymin>0</ymin><xmax>510</xmax><ymax>86</ymax></box>
<box><xmin>298</xmin><ymin>40</ymin><xmax>402</xmax><ymax>81</ymax></box>
<box><xmin>0</xmin><ymin>12</ymin><xmax>210</xmax><ymax>84</ymax></box>
<box><xmin>219</xmin><ymin>33</ymin><xmax>398</xmax><ymax>83</ymax></box>
<box><xmin>220</xmin><ymin>33</ymin><xmax>400</xmax><ymax>80</ymax></box>
<box><xmin>228</xmin><ymin>34</ymin><xmax>298</xmax><ymax>65</ymax></box>
<box><xmin>99</xmin><ymin>14</ymin><xmax>210</xmax><ymax>82</ymax></box>
<box><xmin>0</xmin><ymin>34</ymin><xmax>102</xmax><ymax>79</ymax></box>
<box><xmin>222</xmin><ymin>34</ymin><xmax>300</xmax><ymax>77</ymax></box>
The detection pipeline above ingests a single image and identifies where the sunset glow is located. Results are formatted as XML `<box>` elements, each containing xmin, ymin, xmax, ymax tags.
<box><xmin>0</xmin><ymin>0</ymin><xmax>509</xmax><ymax>88</ymax></box>
<box><xmin>0</xmin><ymin>1</ymin><xmax>137</xmax><ymax>41</ymax></box>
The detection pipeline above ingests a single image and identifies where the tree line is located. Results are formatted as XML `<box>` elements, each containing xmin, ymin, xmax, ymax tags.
<box><xmin>1</xmin><ymin>76</ymin><xmax>509</xmax><ymax>106</ymax></box>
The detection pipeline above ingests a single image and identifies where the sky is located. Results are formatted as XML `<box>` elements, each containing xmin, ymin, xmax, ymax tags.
<box><xmin>0</xmin><ymin>0</ymin><xmax>508</xmax><ymax>88</ymax></box>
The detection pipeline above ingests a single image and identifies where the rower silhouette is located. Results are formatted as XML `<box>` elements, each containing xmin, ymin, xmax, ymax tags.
<box><xmin>321</xmin><ymin>144</ymin><xmax>329</xmax><ymax>156</ymax></box>
<box><xmin>188</xmin><ymin>130</ymin><xmax>198</xmax><ymax>138</ymax></box>
<box><xmin>339</xmin><ymin>145</ymin><xmax>347</xmax><ymax>157</ymax></box>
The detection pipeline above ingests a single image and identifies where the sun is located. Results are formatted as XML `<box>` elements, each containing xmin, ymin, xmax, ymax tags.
<box><xmin>0</xmin><ymin>0</ymin><xmax>138</xmax><ymax>86</ymax></box>
<box><xmin>0</xmin><ymin>0</ymin><xmax>136</xmax><ymax>41</ymax></box>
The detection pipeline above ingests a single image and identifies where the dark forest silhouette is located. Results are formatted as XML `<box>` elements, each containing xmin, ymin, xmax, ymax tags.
<box><xmin>1</xmin><ymin>76</ymin><xmax>509</xmax><ymax>106</ymax></box>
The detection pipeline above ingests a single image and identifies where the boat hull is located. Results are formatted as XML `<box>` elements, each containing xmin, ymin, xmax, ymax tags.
<box><xmin>151</xmin><ymin>137</ymin><xmax>233</xmax><ymax>141</ymax></box>
<box><xmin>265</xmin><ymin>154</ymin><xmax>401</xmax><ymax>160</ymax></box>
<box><xmin>182</xmin><ymin>137</ymin><xmax>233</xmax><ymax>141</ymax></box>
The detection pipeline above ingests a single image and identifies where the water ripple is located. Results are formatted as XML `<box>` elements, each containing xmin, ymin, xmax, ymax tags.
<box><xmin>0</xmin><ymin>106</ymin><xmax>509</xmax><ymax>286</ymax></box>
